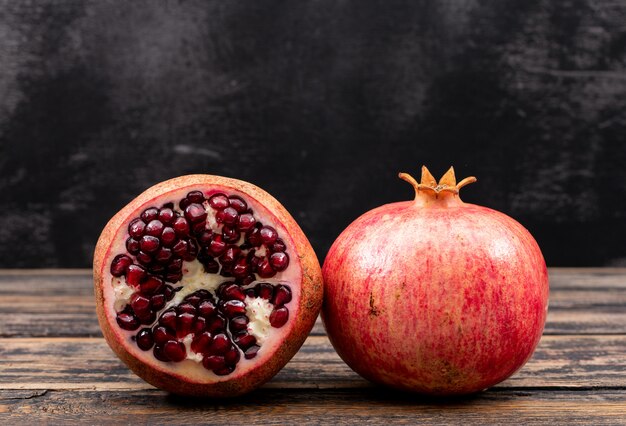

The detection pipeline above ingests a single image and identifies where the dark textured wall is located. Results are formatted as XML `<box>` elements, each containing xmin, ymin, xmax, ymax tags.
<box><xmin>0</xmin><ymin>0</ymin><xmax>625</xmax><ymax>268</ymax></box>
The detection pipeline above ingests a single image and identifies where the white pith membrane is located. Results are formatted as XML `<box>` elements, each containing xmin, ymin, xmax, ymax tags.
<box><xmin>102</xmin><ymin>187</ymin><xmax>302</xmax><ymax>382</ymax></box>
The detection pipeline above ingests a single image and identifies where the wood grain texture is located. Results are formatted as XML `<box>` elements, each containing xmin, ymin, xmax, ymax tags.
<box><xmin>1</xmin><ymin>389</ymin><xmax>626</xmax><ymax>425</ymax></box>
<box><xmin>0</xmin><ymin>269</ymin><xmax>625</xmax><ymax>423</ymax></box>
<box><xmin>0</xmin><ymin>335</ymin><xmax>625</xmax><ymax>391</ymax></box>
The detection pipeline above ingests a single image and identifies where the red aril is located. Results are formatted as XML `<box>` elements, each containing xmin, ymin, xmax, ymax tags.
<box><xmin>94</xmin><ymin>175</ymin><xmax>323</xmax><ymax>397</ymax></box>
<box><xmin>322</xmin><ymin>166</ymin><xmax>549</xmax><ymax>395</ymax></box>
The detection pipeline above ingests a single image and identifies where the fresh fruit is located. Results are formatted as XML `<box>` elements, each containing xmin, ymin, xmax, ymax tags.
<box><xmin>322</xmin><ymin>166</ymin><xmax>549</xmax><ymax>395</ymax></box>
<box><xmin>94</xmin><ymin>175</ymin><xmax>323</xmax><ymax>397</ymax></box>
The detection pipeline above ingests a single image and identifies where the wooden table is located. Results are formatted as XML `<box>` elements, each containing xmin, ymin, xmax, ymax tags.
<box><xmin>1</xmin><ymin>269</ymin><xmax>625</xmax><ymax>424</ymax></box>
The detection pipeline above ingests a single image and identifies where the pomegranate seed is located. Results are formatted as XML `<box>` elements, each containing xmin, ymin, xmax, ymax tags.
<box><xmin>149</xmin><ymin>263</ymin><xmax>165</xmax><ymax>275</ymax></box>
<box><xmin>270</xmin><ymin>238</ymin><xmax>287</xmax><ymax>253</ymax></box>
<box><xmin>203</xmin><ymin>259</ymin><xmax>219</xmax><ymax>274</ymax></box>
<box><xmin>255</xmin><ymin>283</ymin><xmax>274</xmax><ymax>300</ymax></box>
<box><xmin>197</xmin><ymin>230</ymin><xmax>213</xmax><ymax>246</ymax></box>
<box><xmin>237</xmin><ymin>213</ymin><xmax>256</xmax><ymax>232</ymax></box>
<box><xmin>141</xmin><ymin>208</ymin><xmax>159</xmax><ymax>223</ymax></box>
<box><xmin>128</xmin><ymin>218</ymin><xmax>146</xmax><ymax>238</ymax></box>
<box><xmin>270</xmin><ymin>307</ymin><xmax>289</xmax><ymax>328</ymax></box>
<box><xmin>257</xmin><ymin>258</ymin><xmax>276</xmax><ymax>278</ymax></box>
<box><xmin>126</xmin><ymin>238</ymin><xmax>140</xmax><ymax>255</ymax></box>
<box><xmin>214</xmin><ymin>366</ymin><xmax>235</xmax><ymax>376</ymax></box>
<box><xmin>173</xmin><ymin>217</ymin><xmax>190</xmax><ymax>237</ymax></box>
<box><xmin>172</xmin><ymin>239</ymin><xmax>188</xmax><ymax>256</ymax></box>
<box><xmin>198</xmin><ymin>300</ymin><xmax>216</xmax><ymax>317</ymax></box>
<box><xmin>260</xmin><ymin>226</ymin><xmax>278</xmax><ymax>245</ymax></box>
<box><xmin>232</xmin><ymin>258</ymin><xmax>250</xmax><ymax>278</ymax></box>
<box><xmin>192</xmin><ymin>221</ymin><xmax>206</xmax><ymax>234</ymax></box>
<box><xmin>272</xmin><ymin>285</ymin><xmax>292</xmax><ymax>306</ymax></box>
<box><xmin>246</xmin><ymin>226</ymin><xmax>263</xmax><ymax>247</ymax></box>
<box><xmin>159</xmin><ymin>309</ymin><xmax>177</xmax><ymax>330</ymax></box>
<box><xmin>136</xmin><ymin>251</ymin><xmax>152</xmax><ymax>266</ymax></box>
<box><xmin>116</xmin><ymin>312</ymin><xmax>140</xmax><ymax>330</ymax></box>
<box><xmin>153</xmin><ymin>326</ymin><xmax>176</xmax><ymax>345</ymax></box>
<box><xmin>222</xmin><ymin>226</ymin><xmax>240</xmax><ymax>243</ymax></box>
<box><xmin>140</xmin><ymin>235</ymin><xmax>160</xmax><ymax>253</ymax></box>
<box><xmin>177</xmin><ymin>303</ymin><xmax>197</xmax><ymax>315</ymax></box>
<box><xmin>228</xmin><ymin>196</ymin><xmax>248</xmax><ymax>213</ymax></box>
<box><xmin>220</xmin><ymin>246</ymin><xmax>241</xmax><ymax>265</ymax></box>
<box><xmin>221</xmin><ymin>300</ymin><xmax>246</xmax><ymax>317</ymax></box>
<box><xmin>140</xmin><ymin>276</ymin><xmax>164</xmax><ymax>295</ymax></box>
<box><xmin>207</xmin><ymin>315</ymin><xmax>226</xmax><ymax>333</ymax></box>
<box><xmin>203</xmin><ymin>355</ymin><xmax>226</xmax><ymax>371</ymax></box>
<box><xmin>233</xmin><ymin>332</ymin><xmax>256</xmax><ymax>350</ymax></box>
<box><xmin>187</xmin><ymin>190</ymin><xmax>205</xmax><ymax>204</ymax></box>
<box><xmin>221</xmin><ymin>283</ymin><xmax>246</xmax><ymax>301</ymax></box>
<box><xmin>245</xmin><ymin>288</ymin><xmax>256</xmax><ymax>298</ymax></box>
<box><xmin>197</xmin><ymin>247</ymin><xmax>211</xmax><ymax>263</ymax></box>
<box><xmin>150</xmin><ymin>294</ymin><xmax>165</xmax><ymax>310</ymax></box>
<box><xmin>195</xmin><ymin>289</ymin><xmax>212</xmax><ymax>300</ymax></box>
<box><xmin>183</xmin><ymin>293</ymin><xmax>203</xmax><ymax>307</ymax></box>
<box><xmin>230</xmin><ymin>316</ymin><xmax>248</xmax><ymax>332</ymax></box>
<box><xmin>210</xmin><ymin>333</ymin><xmax>230</xmax><ymax>355</ymax></box>
<box><xmin>244</xmin><ymin>345</ymin><xmax>260</xmax><ymax>359</ymax></box>
<box><xmin>168</xmin><ymin>258</ymin><xmax>183</xmax><ymax>272</ymax></box>
<box><xmin>249</xmin><ymin>254</ymin><xmax>262</xmax><ymax>272</ymax></box>
<box><xmin>192</xmin><ymin>316</ymin><xmax>207</xmax><ymax>334</ymax></box>
<box><xmin>155</xmin><ymin>247</ymin><xmax>173</xmax><ymax>263</ymax></box>
<box><xmin>179</xmin><ymin>197</ymin><xmax>191</xmax><ymax>210</ymax></box>
<box><xmin>164</xmin><ymin>340</ymin><xmax>186</xmax><ymax>362</ymax></box>
<box><xmin>130</xmin><ymin>294</ymin><xmax>151</xmax><ymax>316</ymax></box>
<box><xmin>135</xmin><ymin>328</ymin><xmax>154</xmax><ymax>351</ymax></box>
<box><xmin>163</xmin><ymin>285</ymin><xmax>175</xmax><ymax>301</ymax></box>
<box><xmin>161</xmin><ymin>227</ymin><xmax>176</xmax><ymax>247</ymax></box>
<box><xmin>126</xmin><ymin>264</ymin><xmax>146</xmax><ymax>286</ymax></box>
<box><xmin>184</xmin><ymin>240</ymin><xmax>198</xmax><ymax>262</ymax></box>
<box><xmin>165</xmin><ymin>271</ymin><xmax>183</xmax><ymax>283</ymax></box>
<box><xmin>216</xmin><ymin>207</ymin><xmax>238</xmax><ymax>226</ymax></box>
<box><xmin>110</xmin><ymin>254</ymin><xmax>132</xmax><ymax>277</ymax></box>
<box><xmin>208</xmin><ymin>193</ymin><xmax>229</xmax><ymax>210</ymax></box>
<box><xmin>136</xmin><ymin>311</ymin><xmax>156</xmax><ymax>325</ymax></box>
<box><xmin>177</xmin><ymin>313</ymin><xmax>195</xmax><ymax>337</ymax></box>
<box><xmin>145</xmin><ymin>220</ymin><xmax>164</xmax><ymax>237</ymax></box>
<box><xmin>240</xmin><ymin>274</ymin><xmax>256</xmax><ymax>286</ymax></box>
<box><xmin>158</xmin><ymin>207</ymin><xmax>175</xmax><ymax>224</ymax></box>
<box><xmin>269</xmin><ymin>252</ymin><xmax>289</xmax><ymax>272</ymax></box>
<box><xmin>192</xmin><ymin>331</ymin><xmax>212</xmax><ymax>354</ymax></box>
<box><xmin>153</xmin><ymin>345</ymin><xmax>170</xmax><ymax>362</ymax></box>
<box><xmin>224</xmin><ymin>346</ymin><xmax>241</xmax><ymax>365</ymax></box>
<box><xmin>208</xmin><ymin>235</ymin><xmax>226</xmax><ymax>256</ymax></box>
<box><xmin>185</xmin><ymin>203</ymin><xmax>207</xmax><ymax>223</ymax></box>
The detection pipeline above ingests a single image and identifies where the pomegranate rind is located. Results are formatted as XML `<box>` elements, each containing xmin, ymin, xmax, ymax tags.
<box><xmin>322</xmin><ymin>200</ymin><xmax>549</xmax><ymax>396</ymax></box>
<box><xmin>94</xmin><ymin>175</ymin><xmax>323</xmax><ymax>397</ymax></box>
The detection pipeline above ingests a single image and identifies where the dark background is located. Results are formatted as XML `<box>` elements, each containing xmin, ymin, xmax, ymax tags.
<box><xmin>0</xmin><ymin>0</ymin><xmax>625</xmax><ymax>268</ymax></box>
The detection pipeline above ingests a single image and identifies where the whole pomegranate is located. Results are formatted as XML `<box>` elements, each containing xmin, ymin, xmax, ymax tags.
<box><xmin>322</xmin><ymin>166</ymin><xmax>549</xmax><ymax>395</ymax></box>
<box><xmin>94</xmin><ymin>175</ymin><xmax>323</xmax><ymax>397</ymax></box>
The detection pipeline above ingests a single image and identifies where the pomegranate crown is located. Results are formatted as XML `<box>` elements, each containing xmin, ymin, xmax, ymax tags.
<box><xmin>398</xmin><ymin>166</ymin><xmax>476</xmax><ymax>196</ymax></box>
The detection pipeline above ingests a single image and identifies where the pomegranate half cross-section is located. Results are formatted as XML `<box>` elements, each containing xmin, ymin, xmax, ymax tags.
<box><xmin>94</xmin><ymin>175</ymin><xmax>323</xmax><ymax>396</ymax></box>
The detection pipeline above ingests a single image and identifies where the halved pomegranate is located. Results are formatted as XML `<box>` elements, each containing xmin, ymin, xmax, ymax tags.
<box><xmin>94</xmin><ymin>175</ymin><xmax>323</xmax><ymax>397</ymax></box>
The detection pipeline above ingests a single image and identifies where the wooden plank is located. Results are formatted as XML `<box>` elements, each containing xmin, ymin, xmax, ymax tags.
<box><xmin>0</xmin><ymin>389</ymin><xmax>625</xmax><ymax>424</ymax></box>
<box><xmin>2</xmin><ymin>269</ymin><xmax>626</xmax><ymax>337</ymax></box>
<box><xmin>0</xmin><ymin>335</ymin><xmax>625</xmax><ymax>391</ymax></box>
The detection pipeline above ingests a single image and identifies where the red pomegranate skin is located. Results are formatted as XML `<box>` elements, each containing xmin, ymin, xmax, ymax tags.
<box><xmin>322</xmin><ymin>168</ymin><xmax>549</xmax><ymax>395</ymax></box>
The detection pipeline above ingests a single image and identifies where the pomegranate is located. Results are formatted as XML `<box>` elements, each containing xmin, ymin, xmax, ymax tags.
<box><xmin>93</xmin><ymin>175</ymin><xmax>323</xmax><ymax>396</ymax></box>
<box><xmin>322</xmin><ymin>166</ymin><xmax>549</xmax><ymax>395</ymax></box>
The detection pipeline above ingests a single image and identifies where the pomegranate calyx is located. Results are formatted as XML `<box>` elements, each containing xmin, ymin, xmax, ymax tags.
<box><xmin>399</xmin><ymin>166</ymin><xmax>477</xmax><ymax>199</ymax></box>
